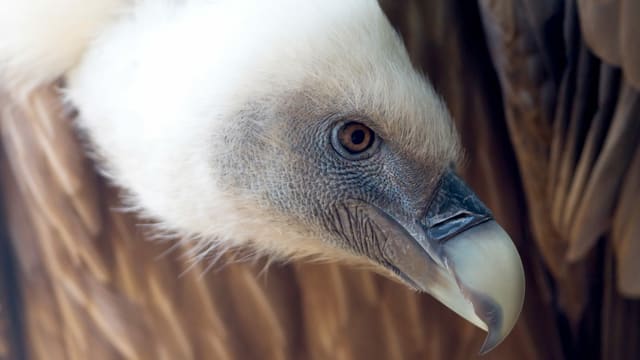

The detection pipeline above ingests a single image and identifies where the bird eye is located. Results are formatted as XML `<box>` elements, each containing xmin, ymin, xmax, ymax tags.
<box><xmin>331</xmin><ymin>121</ymin><xmax>379</xmax><ymax>159</ymax></box>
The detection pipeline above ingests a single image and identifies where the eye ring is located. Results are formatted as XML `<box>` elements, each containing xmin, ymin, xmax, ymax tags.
<box><xmin>331</xmin><ymin>120</ymin><xmax>380</xmax><ymax>160</ymax></box>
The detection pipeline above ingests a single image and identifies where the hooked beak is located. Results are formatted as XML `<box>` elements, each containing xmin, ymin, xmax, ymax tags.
<box><xmin>370</xmin><ymin>170</ymin><xmax>525</xmax><ymax>354</ymax></box>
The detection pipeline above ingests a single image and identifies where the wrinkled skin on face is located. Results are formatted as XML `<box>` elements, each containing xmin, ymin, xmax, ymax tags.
<box><xmin>213</xmin><ymin>91</ymin><xmax>449</xmax><ymax>265</ymax></box>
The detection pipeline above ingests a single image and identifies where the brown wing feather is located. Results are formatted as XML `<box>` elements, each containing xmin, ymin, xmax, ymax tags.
<box><xmin>477</xmin><ymin>0</ymin><xmax>640</xmax><ymax>358</ymax></box>
<box><xmin>578</xmin><ymin>0</ymin><xmax>640</xmax><ymax>88</ymax></box>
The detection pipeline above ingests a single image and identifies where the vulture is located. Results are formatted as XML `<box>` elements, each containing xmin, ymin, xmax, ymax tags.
<box><xmin>0</xmin><ymin>1</ymin><xmax>638</xmax><ymax>360</ymax></box>
<box><xmin>0</xmin><ymin>0</ymin><xmax>526</xmax><ymax>358</ymax></box>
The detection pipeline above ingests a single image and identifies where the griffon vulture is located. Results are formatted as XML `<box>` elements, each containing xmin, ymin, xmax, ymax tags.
<box><xmin>0</xmin><ymin>0</ymin><xmax>527</xmax><ymax>356</ymax></box>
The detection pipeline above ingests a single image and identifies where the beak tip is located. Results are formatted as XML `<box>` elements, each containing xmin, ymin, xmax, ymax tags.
<box><xmin>464</xmin><ymin>277</ymin><xmax>519</xmax><ymax>356</ymax></box>
<box><xmin>478</xmin><ymin>322</ymin><xmax>506</xmax><ymax>355</ymax></box>
<box><xmin>443</xmin><ymin>220</ymin><xmax>525</xmax><ymax>354</ymax></box>
<box><xmin>479</xmin><ymin>337</ymin><xmax>497</xmax><ymax>356</ymax></box>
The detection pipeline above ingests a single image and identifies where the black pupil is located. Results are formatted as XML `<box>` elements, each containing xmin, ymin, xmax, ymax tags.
<box><xmin>351</xmin><ymin>129</ymin><xmax>366</xmax><ymax>145</ymax></box>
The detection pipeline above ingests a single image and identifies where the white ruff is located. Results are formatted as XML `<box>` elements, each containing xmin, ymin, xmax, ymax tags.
<box><xmin>0</xmin><ymin>0</ymin><xmax>458</xmax><ymax>262</ymax></box>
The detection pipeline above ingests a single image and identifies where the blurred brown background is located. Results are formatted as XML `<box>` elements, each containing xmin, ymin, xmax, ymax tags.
<box><xmin>1</xmin><ymin>0</ymin><xmax>639</xmax><ymax>359</ymax></box>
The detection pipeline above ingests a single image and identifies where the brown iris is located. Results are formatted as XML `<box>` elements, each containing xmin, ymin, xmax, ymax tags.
<box><xmin>337</xmin><ymin>122</ymin><xmax>375</xmax><ymax>154</ymax></box>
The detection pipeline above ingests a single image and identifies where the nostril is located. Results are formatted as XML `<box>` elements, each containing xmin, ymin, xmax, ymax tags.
<box><xmin>439</xmin><ymin>212</ymin><xmax>474</xmax><ymax>224</ymax></box>
<box><xmin>421</xmin><ymin>170</ymin><xmax>494</xmax><ymax>243</ymax></box>
<box><xmin>426</xmin><ymin>212</ymin><xmax>491</xmax><ymax>243</ymax></box>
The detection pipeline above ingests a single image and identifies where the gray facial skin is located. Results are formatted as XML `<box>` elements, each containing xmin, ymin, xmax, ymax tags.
<box><xmin>212</xmin><ymin>84</ymin><xmax>525</xmax><ymax>353</ymax></box>
<box><xmin>215</xmin><ymin>83</ymin><xmax>446</xmax><ymax>248</ymax></box>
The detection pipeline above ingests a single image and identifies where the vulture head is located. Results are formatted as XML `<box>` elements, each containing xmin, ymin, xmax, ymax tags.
<box><xmin>1</xmin><ymin>0</ymin><xmax>524</xmax><ymax>353</ymax></box>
